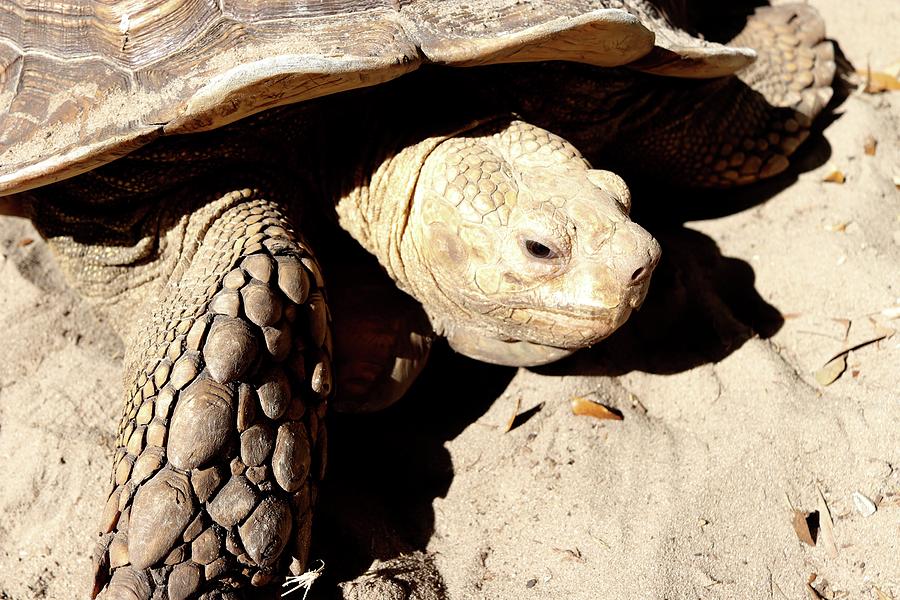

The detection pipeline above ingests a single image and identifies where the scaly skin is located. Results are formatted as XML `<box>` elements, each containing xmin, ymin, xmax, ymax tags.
<box><xmin>29</xmin><ymin>113</ymin><xmax>332</xmax><ymax>595</ymax></box>
<box><xmin>91</xmin><ymin>190</ymin><xmax>330</xmax><ymax>598</ymax></box>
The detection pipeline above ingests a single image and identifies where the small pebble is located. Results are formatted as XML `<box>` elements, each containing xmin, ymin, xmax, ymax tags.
<box><xmin>822</xmin><ymin>164</ymin><xmax>845</xmax><ymax>183</ymax></box>
<box><xmin>851</xmin><ymin>491</ymin><xmax>877</xmax><ymax>517</ymax></box>
<box><xmin>863</xmin><ymin>135</ymin><xmax>877</xmax><ymax>155</ymax></box>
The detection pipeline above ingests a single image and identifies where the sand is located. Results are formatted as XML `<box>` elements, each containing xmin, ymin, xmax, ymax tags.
<box><xmin>1</xmin><ymin>1</ymin><xmax>898</xmax><ymax>598</ymax></box>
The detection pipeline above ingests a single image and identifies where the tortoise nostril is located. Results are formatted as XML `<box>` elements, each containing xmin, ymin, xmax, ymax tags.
<box><xmin>630</xmin><ymin>266</ymin><xmax>647</xmax><ymax>282</ymax></box>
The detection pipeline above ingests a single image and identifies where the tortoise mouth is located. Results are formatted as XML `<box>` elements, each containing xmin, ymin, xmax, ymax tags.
<box><xmin>534</xmin><ymin>307</ymin><xmax>635</xmax><ymax>348</ymax></box>
<box><xmin>502</xmin><ymin>277</ymin><xmax>653</xmax><ymax>321</ymax></box>
<box><xmin>499</xmin><ymin>287</ymin><xmax>648</xmax><ymax>348</ymax></box>
<box><xmin>444</xmin><ymin>290</ymin><xmax>647</xmax><ymax>366</ymax></box>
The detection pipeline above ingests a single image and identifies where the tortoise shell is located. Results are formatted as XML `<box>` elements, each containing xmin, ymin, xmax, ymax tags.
<box><xmin>0</xmin><ymin>0</ymin><xmax>754</xmax><ymax>196</ymax></box>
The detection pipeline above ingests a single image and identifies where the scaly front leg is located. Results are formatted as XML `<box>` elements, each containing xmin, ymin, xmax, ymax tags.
<box><xmin>91</xmin><ymin>189</ymin><xmax>330</xmax><ymax>598</ymax></box>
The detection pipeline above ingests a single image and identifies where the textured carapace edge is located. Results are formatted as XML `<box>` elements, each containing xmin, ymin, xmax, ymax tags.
<box><xmin>0</xmin><ymin>2</ymin><xmax>755</xmax><ymax>198</ymax></box>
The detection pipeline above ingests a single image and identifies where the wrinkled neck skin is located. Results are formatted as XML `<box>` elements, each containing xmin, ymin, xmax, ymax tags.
<box><xmin>331</xmin><ymin>118</ymin><xmax>485</xmax><ymax>311</ymax></box>
<box><xmin>330</xmin><ymin>131</ymin><xmax>437</xmax><ymax>298</ymax></box>
<box><xmin>328</xmin><ymin>114</ymin><xmax>505</xmax><ymax>330</ymax></box>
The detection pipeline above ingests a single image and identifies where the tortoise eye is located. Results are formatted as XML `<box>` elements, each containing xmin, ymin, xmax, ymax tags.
<box><xmin>523</xmin><ymin>239</ymin><xmax>557</xmax><ymax>260</ymax></box>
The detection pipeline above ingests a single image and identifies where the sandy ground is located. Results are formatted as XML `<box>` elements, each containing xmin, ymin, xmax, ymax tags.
<box><xmin>1</xmin><ymin>1</ymin><xmax>898</xmax><ymax>599</ymax></box>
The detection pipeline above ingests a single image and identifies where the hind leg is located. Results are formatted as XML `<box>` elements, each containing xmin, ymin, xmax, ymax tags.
<box><xmin>615</xmin><ymin>3</ymin><xmax>836</xmax><ymax>187</ymax></box>
<box><xmin>506</xmin><ymin>4</ymin><xmax>836</xmax><ymax>188</ymax></box>
<box><xmin>731</xmin><ymin>3</ymin><xmax>836</xmax><ymax>119</ymax></box>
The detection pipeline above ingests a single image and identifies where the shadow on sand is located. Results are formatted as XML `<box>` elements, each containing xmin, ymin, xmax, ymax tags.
<box><xmin>312</xmin><ymin>172</ymin><xmax>815</xmax><ymax>592</ymax></box>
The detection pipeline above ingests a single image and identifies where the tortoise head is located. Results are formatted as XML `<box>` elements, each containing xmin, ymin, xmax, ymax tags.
<box><xmin>400</xmin><ymin>120</ymin><xmax>660</xmax><ymax>366</ymax></box>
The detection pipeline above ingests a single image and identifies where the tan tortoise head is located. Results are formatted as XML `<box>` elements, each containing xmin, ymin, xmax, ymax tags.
<box><xmin>395</xmin><ymin>119</ymin><xmax>660</xmax><ymax>366</ymax></box>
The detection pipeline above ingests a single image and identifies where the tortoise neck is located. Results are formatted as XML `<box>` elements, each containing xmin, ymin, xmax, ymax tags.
<box><xmin>331</xmin><ymin>133</ymin><xmax>438</xmax><ymax>294</ymax></box>
<box><xmin>328</xmin><ymin>105</ymin><xmax>500</xmax><ymax>297</ymax></box>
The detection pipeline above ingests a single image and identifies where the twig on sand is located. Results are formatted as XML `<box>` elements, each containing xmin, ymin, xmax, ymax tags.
<box><xmin>816</xmin><ymin>489</ymin><xmax>838</xmax><ymax>558</ymax></box>
<box><xmin>282</xmin><ymin>560</ymin><xmax>326</xmax><ymax>599</ymax></box>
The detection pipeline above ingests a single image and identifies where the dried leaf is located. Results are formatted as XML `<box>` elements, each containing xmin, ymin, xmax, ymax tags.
<box><xmin>886</xmin><ymin>61</ymin><xmax>900</xmax><ymax>78</ymax></box>
<box><xmin>816</xmin><ymin>488</ymin><xmax>838</xmax><ymax>558</ymax></box>
<box><xmin>822</xmin><ymin>165</ymin><xmax>845</xmax><ymax>183</ymax></box>
<box><xmin>882</xmin><ymin>306</ymin><xmax>900</xmax><ymax>319</ymax></box>
<box><xmin>806</xmin><ymin>574</ymin><xmax>827</xmax><ymax>600</ymax></box>
<box><xmin>874</xmin><ymin>586</ymin><xmax>894</xmax><ymax>600</ymax></box>
<box><xmin>831</xmin><ymin>318</ymin><xmax>852</xmax><ymax>340</ymax></box>
<box><xmin>570</xmin><ymin>396</ymin><xmax>623</xmax><ymax>421</ymax></box>
<box><xmin>552</xmin><ymin>546</ymin><xmax>584</xmax><ymax>562</ymax></box>
<box><xmin>881</xmin><ymin>492</ymin><xmax>900</xmax><ymax>508</ymax></box>
<box><xmin>791</xmin><ymin>510</ymin><xmax>816</xmax><ymax>546</ymax></box>
<box><xmin>815</xmin><ymin>333</ymin><xmax>890</xmax><ymax>386</ymax></box>
<box><xmin>17</xmin><ymin>237</ymin><xmax>33</xmax><ymax>247</ymax></box>
<box><xmin>858</xmin><ymin>68</ymin><xmax>900</xmax><ymax>92</ymax></box>
<box><xmin>815</xmin><ymin>354</ymin><xmax>847</xmax><ymax>386</ymax></box>
<box><xmin>873</xmin><ymin>323</ymin><xmax>896</xmax><ymax>339</ymax></box>
<box><xmin>824</xmin><ymin>222</ymin><xmax>850</xmax><ymax>233</ymax></box>
<box><xmin>806</xmin><ymin>583</ymin><xmax>826</xmax><ymax>600</ymax></box>
<box><xmin>864</xmin><ymin>135</ymin><xmax>878</xmax><ymax>155</ymax></box>
<box><xmin>503</xmin><ymin>396</ymin><xmax>522</xmax><ymax>433</ymax></box>
<box><xmin>844</xmin><ymin>334</ymin><xmax>890</xmax><ymax>355</ymax></box>
<box><xmin>629</xmin><ymin>393</ymin><xmax>648</xmax><ymax>415</ymax></box>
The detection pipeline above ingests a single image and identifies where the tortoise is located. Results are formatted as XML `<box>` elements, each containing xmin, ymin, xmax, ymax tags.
<box><xmin>0</xmin><ymin>0</ymin><xmax>835</xmax><ymax>597</ymax></box>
